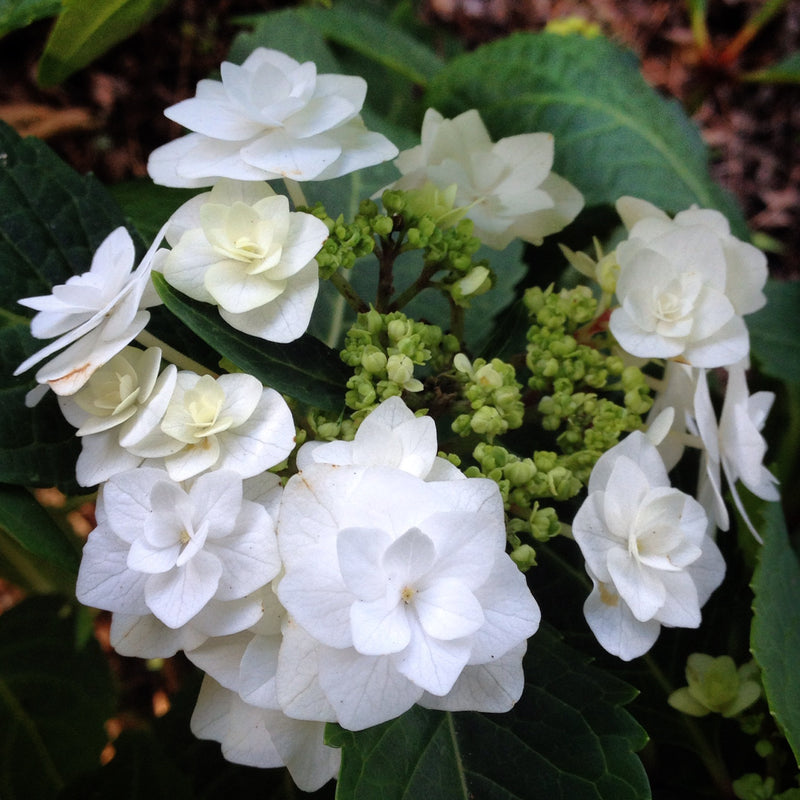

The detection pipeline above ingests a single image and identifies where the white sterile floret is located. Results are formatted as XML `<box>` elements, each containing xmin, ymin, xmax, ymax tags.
<box><xmin>296</xmin><ymin>395</ymin><xmax>463</xmax><ymax>480</ymax></box>
<box><xmin>275</xmin><ymin>464</ymin><xmax>541</xmax><ymax>730</ymax></box>
<box><xmin>58</xmin><ymin>346</ymin><xmax>177</xmax><ymax>486</ymax></box>
<box><xmin>14</xmin><ymin>226</ymin><xmax>164</xmax><ymax>399</ymax></box>
<box><xmin>383</xmin><ymin>108</ymin><xmax>583</xmax><ymax>250</ymax></box>
<box><xmin>158</xmin><ymin>179</ymin><xmax>329</xmax><ymax>342</ymax></box>
<box><xmin>147</xmin><ymin>47</ymin><xmax>398</xmax><ymax>188</ymax></box>
<box><xmin>609</xmin><ymin>197</ymin><xmax>768</xmax><ymax>368</ymax></box>
<box><xmin>121</xmin><ymin>371</ymin><xmax>295</xmax><ymax>481</ymax></box>
<box><xmin>692</xmin><ymin>362</ymin><xmax>779</xmax><ymax>539</ymax></box>
<box><xmin>191</xmin><ymin>678</ymin><xmax>340</xmax><ymax>791</ymax></box>
<box><xmin>76</xmin><ymin>467</ymin><xmax>282</xmax><ymax>631</ymax></box>
<box><xmin>185</xmin><ymin>593</ymin><xmax>341</xmax><ymax>791</ymax></box>
<box><xmin>572</xmin><ymin>431</ymin><xmax>725</xmax><ymax>661</ymax></box>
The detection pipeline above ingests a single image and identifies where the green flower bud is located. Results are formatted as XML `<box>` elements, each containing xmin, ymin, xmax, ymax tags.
<box><xmin>361</xmin><ymin>346</ymin><xmax>388</xmax><ymax>374</ymax></box>
<box><xmin>510</xmin><ymin>544</ymin><xmax>537</xmax><ymax>571</ymax></box>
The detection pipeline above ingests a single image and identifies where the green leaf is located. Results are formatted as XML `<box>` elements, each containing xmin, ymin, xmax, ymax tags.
<box><xmin>152</xmin><ymin>273</ymin><xmax>350</xmax><ymax>412</ymax></box>
<box><xmin>233</xmin><ymin>3</ymin><xmax>443</xmax><ymax>87</ymax></box>
<box><xmin>743</xmin><ymin>51</ymin><xmax>800</xmax><ymax>84</ymax></box>
<box><xmin>748</xmin><ymin>279</ymin><xmax>800</xmax><ymax>384</ymax></box>
<box><xmin>750</xmin><ymin>501</ymin><xmax>800</xmax><ymax>767</ymax></box>
<box><xmin>0</xmin><ymin>323</ymin><xmax>81</xmax><ymax>490</ymax></box>
<box><xmin>110</xmin><ymin>180</ymin><xmax>196</xmax><ymax>245</ymax></box>
<box><xmin>0</xmin><ymin>484</ymin><xmax>79</xmax><ymax>574</ymax></box>
<box><xmin>0</xmin><ymin>596</ymin><xmax>116</xmax><ymax>800</ymax></box>
<box><xmin>329</xmin><ymin>626</ymin><xmax>650</xmax><ymax>800</ymax></box>
<box><xmin>0</xmin><ymin>0</ymin><xmax>60</xmax><ymax>37</ymax></box>
<box><xmin>0</xmin><ymin>121</ymin><xmax>132</xmax><ymax>310</ymax></box>
<box><xmin>0</xmin><ymin>121</ymin><xmax>138</xmax><ymax>489</ymax></box>
<box><xmin>37</xmin><ymin>0</ymin><xmax>171</xmax><ymax>86</ymax></box>
<box><xmin>425</xmin><ymin>32</ymin><xmax>747</xmax><ymax>237</ymax></box>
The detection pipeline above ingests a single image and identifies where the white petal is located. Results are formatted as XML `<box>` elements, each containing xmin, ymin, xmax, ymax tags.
<box><xmin>415</xmin><ymin>578</ymin><xmax>484</xmax><ymax>641</ymax></box>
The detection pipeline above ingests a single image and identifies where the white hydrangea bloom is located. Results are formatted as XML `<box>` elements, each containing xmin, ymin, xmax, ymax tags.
<box><xmin>275</xmin><ymin>464</ymin><xmax>540</xmax><ymax>730</ymax></box>
<box><xmin>158</xmin><ymin>179</ymin><xmax>328</xmax><ymax>342</ymax></box>
<box><xmin>14</xmin><ymin>226</ymin><xmax>164</xmax><ymax>399</ymax></box>
<box><xmin>147</xmin><ymin>48</ymin><xmax>398</xmax><ymax>188</ymax></box>
<box><xmin>692</xmin><ymin>362</ymin><xmax>779</xmax><ymax>538</ymax></box>
<box><xmin>76</xmin><ymin>467</ymin><xmax>282</xmax><ymax>631</ymax></box>
<box><xmin>610</xmin><ymin>197</ymin><xmax>768</xmax><ymax>368</ymax></box>
<box><xmin>57</xmin><ymin>346</ymin><xmax>177</xmax><ymax>486</ymax></box>
<box><xmin>383</xmin><ymin>108</ymin><xmax>583</xmax><ymax>250</ymax></box>
<box><xmin>572</xmin><ymin>431</ymin><xmax>725</xmax><ymax>661</ymax></box>
<box><xmin>120</xmin><ymin>371</ymin><xmax>295</xmax><ymax>481</ymax></box>
<box><xmin>191</xmin><ymin>677</ymin><xmax>340</xmax><ymax>792</ymax></box>
<box><xmin>296</xmin><ymin>395</ymin><xmax>463</xmax><ymax>480</ymax></box>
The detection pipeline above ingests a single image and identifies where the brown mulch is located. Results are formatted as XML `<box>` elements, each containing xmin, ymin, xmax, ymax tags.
<box><xmin>0</xmin><ymin>0</ymin><xmax>798</xmax><ymax>275</ymax></box>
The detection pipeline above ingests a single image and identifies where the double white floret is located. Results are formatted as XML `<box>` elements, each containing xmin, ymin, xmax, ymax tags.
<box><xmin>572</xmin><ymin>431</ymin><xmax>725</xmax><ymax>661</ymax></box>
<box><xmin>158</xmin><ymin>179</ymin><xmax>329</xmax><ymax>342</ymax></box>
<box><xmin>384</xmin><ymin>108</ymin><xmax>584</xmax><ymax>250</ymax></box>
<box><xmin>147</xmin><ymin>48</ymin><xmax>398</xmax><ymax>187</ymax></box>
<box><xmin>15</xmin><ymin>226</ymin><xmax>164</xmax><ymax>400</ymax></box>
<box><xmin>610</xmin><ymin>197</ymin><xmax>768</xmax><ymax>368</ymax></box>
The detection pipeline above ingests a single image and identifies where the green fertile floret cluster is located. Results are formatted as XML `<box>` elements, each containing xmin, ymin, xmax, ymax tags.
<box><xmin>340</xmin><ymin>308</ymin><xmax>459</xmax><ymax>414</ymax></box>
<box><xmin>451</xmin><ymin>357</ymin><xmax>525</xmax><ymax>441</ymax></box>
<box><xmin>524</xmin><ymin>284</ymin><xmax>652</xmax><ymax>471</ymax></box>
<box><xmin>302</xmin><ymin>199</ymin><xmax>385</xmax><ymax>279</ymax></box>
<box><xmin>381</xmin><ymin>189</ymin><xmax>488</xmax><ymax>305</ymax></box>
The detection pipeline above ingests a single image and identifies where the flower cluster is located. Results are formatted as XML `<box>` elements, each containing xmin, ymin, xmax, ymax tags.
<box><xmin>11</xmin><ymin>40</ymin><xmax>781</xmax><ymax>795</ymax></box>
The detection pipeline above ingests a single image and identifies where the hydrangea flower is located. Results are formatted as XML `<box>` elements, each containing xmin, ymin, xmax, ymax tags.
<box><xmin>14</xmin><ymin>226</ymin><xmax>163</xmax><ymax>399</ymax></box>
<box><xmin>609</xmin><ymin>197</ymin><xmax>768</xmax><ymax>368</ymax></box>
<box><xmin>383</xmin><ymin>108</ymin><xmax>583</xmax><ymax>249</ymax></box>
<box><xmin>158</xmin><ymin>179</ymin><xmax>329</xmax><ymax>342</ymax></box>
<box><xmin>572</xmin><ymin>431</ymin><xmax>725</xmax><ymax>661</ymax></box>
<box><xmin>57</xmin><ymin>346</ymin><xmax>177</xmax><ymax>486</ymax></box>
<box><xmin>147</xmin><ymin>48</ymin><xmax>398</xmax><ymax>188</ymax></box>
<box><xmin>120</xmin><ymin>371</ymin><xmax>296</xmax><ymax>481</ymax></box>
<box><xmin>296</xmin><ymin>395</ymin><xmax>464</xmax><ymax>480</ymax></box>
<box><xmin>276</xmin><ymin>463</ymin><xmax>540</xmax><ymax>730</ymax></box>
<box><xmin>76</xmin><ymin>467</ymin><xmax>282</xmax><ymax>631</ymax></box>
<box><xmin>692</xmin><ymin>362</ymin><xmax>779</xmax><ymax>538</ymax></box>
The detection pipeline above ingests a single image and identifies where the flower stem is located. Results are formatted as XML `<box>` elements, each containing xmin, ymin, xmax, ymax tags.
<box><xmin>328</xmin><ymin>271</ymin><xmax>369</xmax><ymax>313</ymax></box>
<box><xmin>642</xmin><ymin>653</ymin><xmax>731</xmax><ymax>794</ymax></box>
<box><xmin>389</xmin><ymin>260</ymin><xmax>441</xmax><ymax>312</ymax></box>
<box><xmin>284</xmin><ymin>179</ymin><xmax>309</xmax><ymax>209</ymax></box>
<box><xmin>135</xmin><ymin>331</ymin><xmax>218</xmax><ymax>376</ymax></box>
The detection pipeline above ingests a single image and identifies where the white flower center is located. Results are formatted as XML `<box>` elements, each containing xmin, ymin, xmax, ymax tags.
<box><xmin>74</xmin><ymin>353</ymin><xmax>140</xmax><ymax>417</ymax></box>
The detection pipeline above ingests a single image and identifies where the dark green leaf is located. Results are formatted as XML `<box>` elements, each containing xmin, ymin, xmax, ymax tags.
<box><xmin>0</xmin><ymin>121</ymin><xmax>132</xmax><ymax>311</ymax></box>
<box><xmin>0</xmin><ymin>596</ymin><xmax>115</xmax><ymax>800</ymax></box>
<box><xmin>743</xmin><ymin>52</ymin><xmax>800</xmax><ymax>83</ymax></box>
<box><xmin>425</xmin><ymin>32</ymin><xmax>747</xmax><ymax>237</ymax></box>
<box><xmin>233</xmin><ymin>3</ymin><xmax>443</xmax><ymax>87</ymax></box>
<box><xmin>329</xmin><ymin>626</ymin><xmax>650</xmax><ymax>800</ymax></box>
<box><xmin>0</xmin><ymin>0</ymin><xmax>60</xmax><ymax>37</ymax></box>
<box><xmin>750</xmin><ymin>501</ymin><xmax>800</xmax><ymax>767</ymax></box>
<box><xmin>110</xmin><ymin>180</ymin><xmax>196</xmax><ymax>245</ymax></box>
<box><xmin>748</xmin><ymin>279</ymin><xmax>800</xmax><ymax>384</ymax></box>
<box><xmin>0</xmin><ymin>484</ymin><xmax>79</xmax><ymax>573</ymax></box>
<box><xmin>37</xmin><ymin>0</ymin><xmax>171</xmax><ymax>86</ymax></box>
<box><xmin>152</xmin><ymin>273</ymin><xmax>350</xmax><ymax>412</ymax></box>
<box><xmin>0</xmin><ymin>323</ymin><xmax>81</xmax><ymax>490</ymax></box>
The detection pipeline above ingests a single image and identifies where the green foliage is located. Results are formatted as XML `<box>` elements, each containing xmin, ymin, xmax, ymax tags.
<box><xmin>328</xmin><ymin>626</ymin><xmax>650</xmax><ymax>800</ymax></box>
<box><xmin>749</xmin><ymin>280</ymin><xmax>800</xmax><ymax>384</ymax></box>
<box><xmin>425</xmin><ymin>32</ymin><xmax>747</xmax><ymax>236</ymax></box>
<box><xmin>744</xmin><ymin>52</ymin><xmax>800</xmax><ymax>84</ymax></box>
<box><xmin>233</xmin><ymin>2</ymin><xmax>443</xmax><ymax>88</ymax></box>
<box><xmin>750</xmin><ymin>501</ymin><xmax>800</xmax><ymax>767</ymax></box>
<box><xmin>0</xmin><ymin>596</ymin><xmax>115</xmax><ymax>800</ymax></box>
<box><xmin>0</xmin><ymin>0</ymin><xmax>60</xmax><ymax>37</ymax></box>
<box><xmin>152</xmin><ymin>273</ymin><xmax>350</xmax><ymax>412</ymax></box>
<box><xmin>37</xmin><ymin>0</ymin><xmax>172</xmax><ymax>86</ymax></box>
<box><xmin>0</xmin><ymin>484</ymin><xmax>79</xmax><ymax>574</ymax></box>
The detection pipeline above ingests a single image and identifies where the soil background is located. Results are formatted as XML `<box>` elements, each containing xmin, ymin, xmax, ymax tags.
<box><xmin>1</xmin><ymin>0</ymin><xmax>799</xmax><ymax>278</ymax></box>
